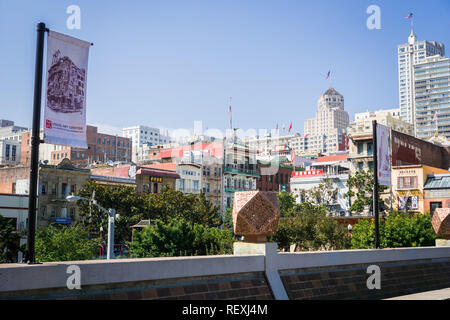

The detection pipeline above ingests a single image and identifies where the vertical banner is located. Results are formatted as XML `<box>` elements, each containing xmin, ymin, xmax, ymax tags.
<box><xmin>44</xmin><ymin>31</ymin><xmax>90</xmax><ymax>148</ymax></box>
<box><xmin>376</xmin><ymin>123</ymin><xmax>391</xmax><ymax>186</ymax></box>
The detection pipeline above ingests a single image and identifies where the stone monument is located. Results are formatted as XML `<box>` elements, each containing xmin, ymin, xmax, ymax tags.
<box><xmin>232</xmin><ymin>191</ymin><xmax>280</xmax><ymax>255</ymax></box>
<box><xmin>432</xmin><ymin>208</ymin><xmax>450</xmax><ymax>247</ymax></box>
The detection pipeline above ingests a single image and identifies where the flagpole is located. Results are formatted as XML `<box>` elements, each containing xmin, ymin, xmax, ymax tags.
<box><xmin>26</xmin><ymin>22</ymin><xmax>47</xmax><ymax>264</ymax></box>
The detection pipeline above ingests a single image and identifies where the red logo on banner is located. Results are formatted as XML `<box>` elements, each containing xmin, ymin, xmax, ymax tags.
<box><xmin>46</xmin><ymin>119</ymin><xmax>52</xmax><ymax>129</ymax></box>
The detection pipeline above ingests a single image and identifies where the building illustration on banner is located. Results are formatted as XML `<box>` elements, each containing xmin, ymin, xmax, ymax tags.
<box><xmin>47</xmin><ymin>49</ymin><xmax>86</xmax><ymax>114</ymax></box>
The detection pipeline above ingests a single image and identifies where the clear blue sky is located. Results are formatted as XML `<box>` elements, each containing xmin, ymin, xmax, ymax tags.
<box><xmin>1</xmin><ymin>0</ymin><xmax>449</xmax><ymax>135</ymax></box>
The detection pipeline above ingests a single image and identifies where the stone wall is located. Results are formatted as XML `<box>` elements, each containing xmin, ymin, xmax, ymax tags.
<box><xmin>1</xmin><ymin>247</ymin><xmax>450</xmax><ymax>300</ymax></box>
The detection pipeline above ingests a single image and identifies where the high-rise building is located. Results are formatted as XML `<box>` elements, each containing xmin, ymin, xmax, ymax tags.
<box><xmin>397</xmin><ymin>29</ymin><xmax>445</xmax><ymax>127</ymax></box>
<box><xmin>414</xmin><ymin>55</ymin><xmax>450</xmax><ymax>139</ymax></box>
<box><xmin>296</xmin><ymin>88</ymin><xmax>349</xmax><ymax>154</ymax></box>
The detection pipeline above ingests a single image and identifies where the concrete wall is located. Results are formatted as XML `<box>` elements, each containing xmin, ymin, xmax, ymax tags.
<box><xmin>1</xmin><ymin>247</ymin><xmax>450</xmax><ymax>300</ymax></box>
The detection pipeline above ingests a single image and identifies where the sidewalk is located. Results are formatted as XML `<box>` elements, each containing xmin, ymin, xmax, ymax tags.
<box><xmin>385</xmin><ymin>288</ymin><xmax>450</xmax><ymax>300</ymax></box>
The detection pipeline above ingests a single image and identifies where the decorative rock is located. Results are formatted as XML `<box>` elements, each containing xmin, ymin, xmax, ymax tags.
<box><xmin>431</xmin><ymin>208</ymin><xmax>450</xmax><ymax>239</ymax></box>
<box><xmin>232</xmin><ymin>191</ymin><xmax>280</xmax><ymax>243</ymax></box>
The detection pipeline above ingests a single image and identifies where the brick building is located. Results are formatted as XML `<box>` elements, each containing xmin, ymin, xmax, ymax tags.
<box><xmin>20</xmin><ymin>125</ymin><xmax>132</xmax><ymax>168</ymax></box>
<box><xmin>257</xmin><ymin>159</ymin><xmax>294</xmax><ymax>192</ymax></box>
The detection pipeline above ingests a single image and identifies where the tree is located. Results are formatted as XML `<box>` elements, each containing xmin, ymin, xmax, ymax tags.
<box><xmin>128</xmin><ymin>218</ymin><xmax>234</xmax><ymax>258</ymax></box>
<box><xmin>270</xmin><ymin>200</ymin><xmax>351</xmax><ymax>251</ymax></box>
<box><xmin>344</xmin><ymin>169</ymin><xmax>388</xmax><ymax>215</ymax></box>
<box><xmin>0</xmin><ymin>215</ymin><xmax>22</xmax><ymax>263</ymax></box>
<box><xmin>35</xmin><ymin>225</ymin><xmax>99</xmax><ymax>262</ymax></box>
<box><xmin>299</xmin><ymin>178</ymin><xmax>338</xmax><ymax>207</ymax></box>
<box><xmin>76</xmin><ymin>180</ymin><xmax>146</xmax><ymax>244</ymax></box>
<box><xmin>277</xmin><ymin>191</ymin><xmax>298</xmax><ymax>218</ymax></box>
<box><xmin>221</xmin><ymin>207</ymin><xmax>234</xmax><ymax>231</ymax></box>
<box><xmin>192</xmin><ymin>192</ymin><xmax>222</xmax><ymax>228</ymax></box>
<box><xmin>351</xmin><ymin>212</ymin><xmax>436</xmax><ymax>249</ymax></box>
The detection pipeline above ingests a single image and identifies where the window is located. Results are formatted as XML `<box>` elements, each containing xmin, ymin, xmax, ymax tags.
<box><xmin>367</xmin><ymin>143</ymin><xmax>373</xmax><ymax>155</ymax></box>
<box><xmin>358</xmin><ymin>162</ymin><xmax>364</xmax><ymax>171</ymax></box>
<box><xmin>69</xmin><ymin>208</ymin><xmax>75</xmax><ymax>219</ymax></box>
<box><xmin>368</xmin><ymin>161</ymin><xmax>374</xmax><ymax>170</ymax></box>
<box><xmin>52</xmin><ymin>184</ymin><xmax>57</xmax><ymax>196</ymax></box>
<box><xmin>71</xmin><ymin>184</ymin><xmax>76</xmax><ymax>194</ymax></box>
<box><xmin>357</xmin><ymin>143</ymin><xmax>364</xmax><ymax>154</ymax></box>
<box><xmin>398</xmin><ymin>176</ymin><xmax>418</xmax><ymax>189</ymax></box>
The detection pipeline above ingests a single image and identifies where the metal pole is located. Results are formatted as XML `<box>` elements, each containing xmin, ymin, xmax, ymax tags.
<box><xmin>26</xmin><ymin>22</ymin><xmax>46</xmax><ymax>264</ymax></box>
<box><xmin>372</xmin><ymin>120</ymin><xmax>380</xmax><ymax>249</ymax></box>
<box><xmin>107</xmin><ymin>208</ymin><xmax>115</xmax><ymax>260</ymax></box>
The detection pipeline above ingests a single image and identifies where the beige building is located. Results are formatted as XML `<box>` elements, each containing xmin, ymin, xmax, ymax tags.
<box><xmin>37</xmin><ymin>159</ymin><xmax>91</xmax><ymax>228</ymax></box>
<box><xmin>391</xmin><ymin>165</ymin><xmax>450</xmax><ymax>213</ymax></box>
<box><xmin>348</xmin><ymin>108</ymin><xmax>414</xmax><ymax>174</ymax></box>
<box><xmin>202</xmin><ymin>158</ymin><xmax>223</xmax><ymax>210</ymax></box>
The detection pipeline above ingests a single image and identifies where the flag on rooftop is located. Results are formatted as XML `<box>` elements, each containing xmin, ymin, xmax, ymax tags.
<box><xmin>405</xmin><ymin>13</ymin><xmax>413</xmax><ymax>19</ymax></box>
<box><xmin>325</xmin><ymin>70</ymin><xmax>331</xmax><ymax>80</ymax></box>
<box><xmin>288</xmin><ymin>122</ymin><xmax>293</xmax><ymax>133</ymax></box>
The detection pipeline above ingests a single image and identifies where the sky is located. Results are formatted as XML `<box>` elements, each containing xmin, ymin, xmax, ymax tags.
<box><xmin>1</xmin><ymin>0</ymin><xmax>449</xmax><ymax>136</ymax></box>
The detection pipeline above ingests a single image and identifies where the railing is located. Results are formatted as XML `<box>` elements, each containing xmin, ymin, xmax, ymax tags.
<box><xmin>223</xmin><ymin>166</ymin><xmax>260</xmax><ymax>177</ymax></box>
<box><xmin>224</xmin><ymin>187</ymin><xmax>256</xmax><ymax>193</ymax></box>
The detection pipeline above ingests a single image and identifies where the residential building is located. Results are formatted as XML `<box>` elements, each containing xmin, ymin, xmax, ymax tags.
<box><xmin>423</xmin><ymin>174</ymin><xmax>450</xmax><ymax>216</ymax></box>
<box><xmin>0</xmin><ymin>140</ymin><xmax>21</xmax><ymax>165</ymax></box>
<box><xmin>0</xmin><ymin>193</ymin><xmax>29</xmax><ymax>262</ymax></box>
<box><xmin>347</xmin><ymin>109</ymin><xmax>414</xmax><ymax>174</ymax></box>
<box><xmin>202</xmin><ymin>156</ymin><xmax>223</xmax><ymax>210</ymax></box>
<box><xmin>135</xmin><ymin>165</ymin><xmax>179</xmax><ymax>194</ymax></box>
<box><xmin>290</xmin><ymin>154</ymin><xmax>350</xmax><ymax>214</ymax></box>
<box><xmin>397</xmin><ymin>29</ymin><xmax>445</xmax><ymax>127</ymax></box>
<box><xmin>257</xmin><ymin>157</ymin><xmax>294</xmax><ymax>193</ymax></box>
<box><xmin>0</xmin><ymin>159</ymin><xmax>91</xmax><ymax>228</ymax></box>
<box><xmin>392</xmin><ymin>165</ymin><xmax>450</xmax><ymax>213</ymax></box>
<box><xmin>414</xmin><ymin>55</ymin><xmax>450</xmax><ymax>139</ymax></box>
<box><xmin>223</xmin><ymin>142</ymin><xmax>259</xmax><ymax>210</ymax></box>
<box><xmin>21</xmin><ymin>125</ymin><xmax>132</xmax><ymax>167</ymax></box>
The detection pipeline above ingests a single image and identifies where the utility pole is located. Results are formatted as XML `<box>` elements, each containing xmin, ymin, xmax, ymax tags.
<box><xmin>26</xmin><ymin>22</ymin><xmax>47</xmax><ymax>264</ymax></box>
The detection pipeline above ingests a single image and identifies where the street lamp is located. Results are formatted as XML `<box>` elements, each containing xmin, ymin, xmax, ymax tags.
<box><xmin>66</xmin><ymin>195</ymin><xmax>117</xmax><ymax>260</ymax></box>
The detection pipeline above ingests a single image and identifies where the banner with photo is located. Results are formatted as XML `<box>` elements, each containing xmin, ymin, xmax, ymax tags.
<box><xmin>376</xmin><ymin>123</ymin><xmax>391</xmax><ymax>186</ymax></box>
<box><xmin>44</xmin><ymin>31</ymin><xmax>91</xmax><ymax>148</ymax></box>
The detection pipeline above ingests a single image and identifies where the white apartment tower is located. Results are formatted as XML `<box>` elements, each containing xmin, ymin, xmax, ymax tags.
<box><xmin>414</xmin><ymin>55</ymin><xmax>450</xmax><ymax>139</ymax></box>
<box><xmin>397</xmin><ymin>29</ymin><xmax>445</xmax><ymax>129</ymax></box>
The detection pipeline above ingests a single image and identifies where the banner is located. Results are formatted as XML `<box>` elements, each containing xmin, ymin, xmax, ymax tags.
<box><xmin>44</xmin><ymin>31</ymin><xmax>91</xmax><ymax>148</ymax></box>
<box><xmin>376</xmin><ymin>123</ymin><xmax>391</xmax><ymax>186</ymax></box>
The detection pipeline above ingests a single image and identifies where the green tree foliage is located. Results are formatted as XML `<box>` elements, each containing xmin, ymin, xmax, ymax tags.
<box><xmin>35</xmin><ymin>225</ymin><xmax>99</xmax><ymax>262</ymax></box>
<box><xmin>76</xmin><ymin>181</ymin><xmax>145</xmax><ymax>244</ymax></box>
<box><xmin>299</xmin><ymin>178</ymin><xmax>338</xmax><ymax>207</ymax></box>
<box><xmin>344</xmin><ymin>169</ymin><xmax>388</xmax><ymax>215</ymax></box>
<box><xmin>277</xmin><ymin>191</ymin><xmax>297</xmax><ymax>218</ymax></box>
<box><xmin>128</xmin><ymin>218</ymin><xmax>233</xmax><ymax>258</ymax></box>
<box><xmin>351</xmin><ymin>212</ymin><xmax>436</xmax><ymax>249</ymax></box>
<box><xmin>75</xmin><ymin>182</ymin><xmax>222</xmax><ymax>245</ymax></box>
<box><xmin>270</xmin><ymin>201</ymin><xmax>351</xmax><ymax>251</ymax></box>
<box><xmin>221</xmin><ymin>207</ymin><xmax>233</xmax><ymax>231</ymax></box>
<box><xmin>0</xmin><ymin>215</ymin><xmax>22</xmax><ymax>263</ymax></box>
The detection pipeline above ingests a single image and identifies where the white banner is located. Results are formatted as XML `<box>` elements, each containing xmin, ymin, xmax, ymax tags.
<box><xmin>44</xmin><ymin>31</ymin><xmax>91</xmax><ymax>148</ymax></box>
<box><xmin>376</xmin><ymin>123</ymin><xmax>391</xmax><ymax>186</ymax></box>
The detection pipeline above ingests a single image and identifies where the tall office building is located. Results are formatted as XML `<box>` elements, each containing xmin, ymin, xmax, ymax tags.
<box><xmin>397</xmin><ymin>29</ymin><xmax>445</xmax><ymax>128</ymax></box>
<box><xmin>414</xmin><ymin>55</ymin><xmax>450</xmax><ymax>139</ymax></box>
<box><xmin>297</xmin><ymin>88</ymin><xmax>349</xmax><ymax>154</ymax></box>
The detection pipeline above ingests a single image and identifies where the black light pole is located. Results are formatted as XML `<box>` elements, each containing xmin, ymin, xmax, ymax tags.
<box><xmin>25</xmin><ymin>22</ymin><xmax>47</xmax><ymax>264</ymax></box>
<box><xmin>372</xmin><ymin>120</ymin><xmax>380</xmax><ymax>249</ymax></box>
